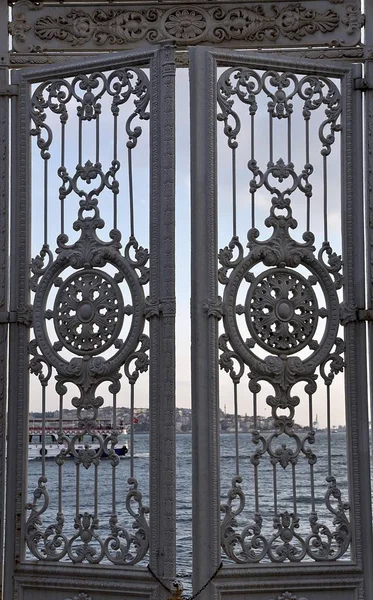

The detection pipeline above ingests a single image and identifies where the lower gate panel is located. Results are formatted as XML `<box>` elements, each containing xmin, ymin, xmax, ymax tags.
<box><xmin>15</xmin><ymin>569</ymin><xmax>158</xmax><ymax>600</ymax></box>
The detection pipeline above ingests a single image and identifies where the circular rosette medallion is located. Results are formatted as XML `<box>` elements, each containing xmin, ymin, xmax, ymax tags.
<box><xmin>246</xmin><ymin>268</ymin><xmax>318</xmax><ymax>355</ymax></box>
<box><xmin>54</xmin><ymin>269</ymin><xmax>124</xmax><ymax>355</ymax></box>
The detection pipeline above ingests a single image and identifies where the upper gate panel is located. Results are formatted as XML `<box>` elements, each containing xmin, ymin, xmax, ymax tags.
<box><xmin>9</xmin><ymin>0</ymin><xmax>364</xmax><ymax>60</ymax></box>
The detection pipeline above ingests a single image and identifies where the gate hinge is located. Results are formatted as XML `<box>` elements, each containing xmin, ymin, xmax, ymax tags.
<box><xmin>354</xmin><ymin>77</ymin><xmax>373</xmax><ymax>91</ymax></box>
<box><xmin>0</xmin><ymin>84</ymin><xmax>18</xmax><ymax>97</ymax></box>
<box><xmin>0</xmin><ymin>311</ymin><xmax>17</xmax><ymax>323</ymax></box>
<box><xmin>357</xmin><ymin>309</ymin><xmax>373</xmax><ymax>322</ymax></box>
<box><xmin>340</xmin><ymin>303</ymin><xmax>373</xmax><ymax>324</ymax></box>
<box><xmin>0</xmin><ymin>306</ymin><xmax>32</xmax><ymax>326</ymax></box>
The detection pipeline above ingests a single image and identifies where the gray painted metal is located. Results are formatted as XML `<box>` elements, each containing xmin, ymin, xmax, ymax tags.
<box><xmin>4</xmin><ymin>45</ymin><xmax>176</xmax><ymax>600</ymax></box>
<box><xmin>7</xmin><ymin>0</ymin><xmax>368</xmax><ymax>69</ymax></box>
<box><xmin>0</xmin><ymin>65</ymin><xmax>9</xmax><ymax>600</ymax></box>
<box><xmin>8</xmin><ymin>0</ymin><xmax>363</xmax><ymax>56</ymax></box>
<box><xmin>190</xmin><ymin>45</ymin><xmax>221</xmax><ymax>600</ymax></box>
<box><xmin>1</xmin><ymin>1</ymin><xmax>373</xmax><ymax>599</ymax></box>
<box><xmin>189</xmin><ymin>46</ymin><xmax>373</xmax><ymax>599</ymax></box>
<box><xmin>0</xmin><ymin>5</ymin><xmax>9</xmax><ymax>593</ymax></box>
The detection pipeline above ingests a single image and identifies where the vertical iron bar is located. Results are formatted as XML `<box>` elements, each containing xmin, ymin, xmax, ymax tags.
<box><xmin>112</xmin><ymin>464</ymin><xmax>116</xmax><ymax>517</ymax></box>
<box><xmin>288</xmin><ymin>114</ymin><xmax>292</xmax><ymax>163</ymax></box>
<box><xmin>130</xmin><ymin>382</ymin><xmax>135</xmax><ymax>479</ymax></box>
<box><xmin>326</xmin><ymin>384</ymin><xmax>331</xmax><ymax>477</ymax></box>
<box><xmin>233</xmin><ymin>383</ymin><xmax>239</xmax><ymax>475</ymax></box>
<box><xmin>251</xmin><ymin>114</ymin><xmax>255</xmax><ymax>228</ymax></box>
<box><xmin>76</xmin><ymin>464</ymin><xmax>80</xmax><ymax>518</ymax></box>
<box><xmin>309</xmin><ymin>393</ymin><xmax>316</xmax><ymax>510</ymax></box>
<box><xmin>269</xmin><ymin>114</ymin><xmax>273</xmax><ymax>164</ymax></box>
<box><xmin>128</xmin><ymin>148</ymin><xmax>134</xmax><ymax>237</ymax></box>
<box><xmin>273</xmin><ymin>463</ymin><xmax>277</xmax><ymax>516</ymax></box>
<box><xmin>254</xmin><ymin>464</ymin><xmax>259</xmax><ymax>513</ymax></box>
<box><xmin>113</xmin><ymin>114</ymin><xmax>118</xmax><ymax>229</ymax></box>
<box><xmin>58</xmin><ymin>394</ymin><xmax>63</xmax><ymax>515</ymax></box>
<box><xmin>112</xmin><ymin>392</ymin><xmax>117</xmax><ymax>516</ymax></box>
<box><xmin>305</xmin><ymin>119</ymin><xmax>310</xmax><ymax>231</ymax></box>
<box><xmin>253</xmin><ymin>392</ymin><xmax>257</xmax><ymax>428</ymax></box>
<box><xmin>292</xmin><ymin>462</ymin><xmax>297</xmax><ymax>515</ymax></box>
<box><xmin>43</xmin><ymin>160</ymin><xmax>48</xmax><ymax>246</ymax></box>
<box><xmin>232</xmin><ymin>148</ymin><xmax>237</xmax><ymax>238</ymax></box>
<box><xmin>61</xmin><ymin>121</ymin><xmax>65</xmax><ymax>234</ymax></box>
<box><xmin>310</xmin><ymin>463</ymin><xmax>316</xmax><ymax>513</ymax></box>
<box><xmin>113</xmin><ymin>393</ymin><xmax>117</xmax><ymax>430</ymax></box>
<box><xmin>96</xmin><ymin>114</ymin><xmax>100</xmax><ymax>164</ymax></box>
<box><xmin>41</xmin><ymin>385</ymin><xmax>46</xmax><ymax>477</ymax></box>
<box><xmin>78</xmin><ymin>118</ymin><xmax>82</xmax><ymax>166</ymax></box>
<box><xmin>323</xmin><ymin>154</ymin><xmax>328</xmax><ymax>242</ymax></box>
<box><xmin>94</xmin><ymin>463</ymin><xmax>98</xmax><ymax>519</ymax></box>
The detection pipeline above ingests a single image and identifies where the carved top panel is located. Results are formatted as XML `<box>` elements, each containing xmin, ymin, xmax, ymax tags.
<box><xmin>9</xmin><ymin>0</ymin><xmax>363</xmax><ymax>55</ymax></box>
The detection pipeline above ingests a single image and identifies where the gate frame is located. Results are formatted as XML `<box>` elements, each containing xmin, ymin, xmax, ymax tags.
<box><xmin>1</xmin><ymin>1</ymin><xmax>373</xmax><ymax>599</ymax></box>
<box><xmin>3</xmin><ymin>43</ymin><xmax>176</xmax><ymax>600</ymax></box>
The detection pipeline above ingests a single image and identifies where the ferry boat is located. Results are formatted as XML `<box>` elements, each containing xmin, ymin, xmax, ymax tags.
<box><xmin>28</xmin><ymin>418</ymin><xmax>129</xmax><ymax>461</ymax></box>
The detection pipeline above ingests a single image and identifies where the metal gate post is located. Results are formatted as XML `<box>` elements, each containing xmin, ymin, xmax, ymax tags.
<box><xmin>190</xmin><ymin>46</ymin><xmax>221</xmax><ymax>600</ymax></box>
<box><xmin>149</xmin><ymin>43</ymin><xmax>177</xmax><ymax>585</ymax></box>
<box><xmin>0</xmin><ymin>1</ymin><xmax>10</xmax><ymax>593</ymax></box>
<box><xmin>4</xmin><ymin>65</ymin><xmax>30</xmax><ymax>599</ymax></box>
<box><xmin>342</xmin><ymin>62</ymin><xmax>373</xmax><ymax>599</ymax></box>
<box><xmin>364</xmin><ymin>1</ymin><xmax>373</xmax><ymax>584</ymax></box>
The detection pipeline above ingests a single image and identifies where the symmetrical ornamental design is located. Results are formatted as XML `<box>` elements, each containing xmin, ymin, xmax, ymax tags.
<box><xmin>54</xmin><ymin>270</ymin><xmax>125</xmax><ymax>355</ymax></box>
<box><xmin>245</xmin><ymin>268</ymin><xmax>319</xmax><ymax>354</ymax></box>
<box><xmin>9</xmin><ymin>0</ymin><xmax>363</xmax><ymax>54</ymax></box>
<box><xmin>217</xmin><ymin>66</ymin><xmax>350</xmax><ymax>563</ymax></box>
<box><xmin>26</xmin><ymin>67</ymin><xmax>151</xmax><ymax>564</ymax></box>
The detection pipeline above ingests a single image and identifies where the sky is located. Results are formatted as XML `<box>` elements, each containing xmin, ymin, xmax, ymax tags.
<box><xmin>29</xmin><ymin>64</ymin><xmax>347</xmax><ymax>429</ymax></box>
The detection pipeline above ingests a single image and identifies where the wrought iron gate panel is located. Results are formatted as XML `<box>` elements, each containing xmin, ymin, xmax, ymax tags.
<box><xmin>190</xmin><ymin>47</ymin><xmax>373</xmax><ymax>600</ymax></box>
<box><xmin>4</xmin><ymin>45</ymin><xmax>176</xmax><ymax>600</ymax></box>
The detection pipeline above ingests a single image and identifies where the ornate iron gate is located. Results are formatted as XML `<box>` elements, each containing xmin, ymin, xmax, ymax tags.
<box><xmin>190</xmin><ymin>48</ymin><xmax>373</xmax><ymax>600</ymax></box>
<box><xmin>4</xmin><ymin>45</ymin><xmax>176</xmax><ymax>600</ymax></box>
<box><xmin>1</xmin><ymin>1</ymin><xmax>373</xmax><ymax>598</ymax></box>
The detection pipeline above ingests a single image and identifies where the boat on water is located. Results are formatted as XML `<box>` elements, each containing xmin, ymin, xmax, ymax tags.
<box><xmin>28</xmin><ymin>418</ymin><xmax>129</xmax><ymax>461</ymax></box>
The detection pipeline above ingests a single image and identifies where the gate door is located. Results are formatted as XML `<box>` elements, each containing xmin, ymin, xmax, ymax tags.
<box><xmin>190</xmin><ymin>48</ymin><xmax>373</xmax><ymax>600</ymax></box>
<box><xmin>5</xmin><ymin>45</ymin><xmax>176</xmax><ymax>600</ymax></box>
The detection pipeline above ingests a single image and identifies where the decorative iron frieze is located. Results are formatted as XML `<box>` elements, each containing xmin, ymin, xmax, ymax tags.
<box><xmin>9</xmin><ymin>0</ymin><xmax>363</xmax><ymax>54</ymax></box>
